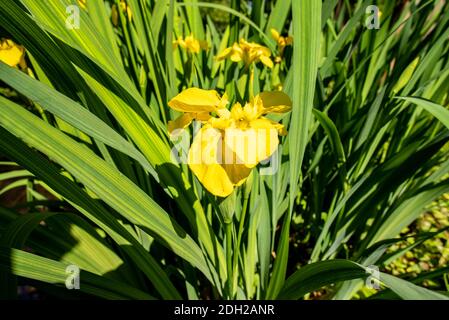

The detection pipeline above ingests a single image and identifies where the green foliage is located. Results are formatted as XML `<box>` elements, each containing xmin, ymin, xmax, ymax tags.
<box><xmin>386</xmin><ymin>194</ymin><xmax>449</xmax><ymax>285</ymax></box>
<box><xmin>0</xmin><ymin>0</ymin><xmax>448</xmax><ymax>300</ymax></box>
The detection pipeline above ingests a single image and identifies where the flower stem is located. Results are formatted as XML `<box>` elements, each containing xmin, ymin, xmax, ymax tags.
<box><xmin>225</xmin><ymin>222</ymin><xmax>233</xmax><ymax>299</ymax></box>
<box><xmin>187</xmin><ymin>54</ymin><xmax>194</xmax><ymax>86</ymax></box>
<box><xmin>249</xmin><ymin>65</ymin><xmax>255</xmax><ymax>101</ymax></box>
<box><xmin>231</xmin><ymin>193</ymin><xmax>249</xmax><ymax>289</ymax></box>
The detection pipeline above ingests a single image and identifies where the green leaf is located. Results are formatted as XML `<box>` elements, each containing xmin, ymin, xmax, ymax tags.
<box><xmin>0</xmin><ymin>96</ymin><xmax>213</xmax><ymax>283</ymax></box>
<box><xmin>312</xmin><ymin>108</ymin><xmax>346</xmax><ymax>164</ymax></box>
<box><xmin>0</xmin><ymin>247</ymin><xmax>154</xmax><ymax>300</ymax></box>
<box><xmin>271</xmin><ymin>0</ymin><xmax>321</xmax><ymax>300</ymax></box>
<box><xmin>278</xmin><ymin>260</ymin><xmax>366</xmax><ymax>299</ymax></box>
<box><xmin>379</xmin><ymin>272</ymin><xmax>449</xmax><ymax>300</ymax></box>
<box><xmin>0</xmin><ymin>128</ymin><xmax>182</xmax><ymax>299</ymax></box>
<box><xmin>392</xmin><ymin>57</ymin><xmax>420</xmax><ymax>94</ymax></box>
<box><xmin>289</xmin><ymin>0</ymin><xmax>321</xmax><ymax>201</ymax></box>
<box><xmin>265</xmin><ymin>0</ymin><xmax>291</xmax><ymax>36</ymax></box>
<box><xmin>398</xmin><ymin>96</ymin><xmax>449</xmax><ymax>130</ymax></box>
<box><xmin>0</xmin><ymin>62</ymin><xmax>157</xmax><ymax>178</ymax></box>
<box><xmin>279</xmin><ymin>260</ymin><xmax>449</xmax><ymax>300</ymax></box>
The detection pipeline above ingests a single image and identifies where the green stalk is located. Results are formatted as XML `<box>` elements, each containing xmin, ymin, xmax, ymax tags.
<box><xmin>249</xmin><ymin>65</ymin><xmax>255</xmax><ymax>101</ymax></box>
<box><xmin>229</xmin><ymin>0</ymin><xmax>240</xmax><ymax>45</ymax></box>
<box><xmin>231</xmin><ymin>193</ymin><xmax>249</xmax><ymax>291</ymax></box>
<box><xmin>115</xmin><ymin>0</ymin><xmax>139</xmax><ymax>85</ymax></box>
<box><xmin>225</xmin><ymin>222</ymin><xmax>233</xmax><ymax>299</ymax></box>
<box><xmin>188</xmin><ymin>54</ymin><xmax>195</xmax><ymax>86</ymax></box>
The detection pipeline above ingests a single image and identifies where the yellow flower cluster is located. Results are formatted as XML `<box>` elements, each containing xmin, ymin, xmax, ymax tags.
<box><xmin>217</xmin><ymin>39</ymin><xmax>273</xmax><ymax>68</ymax></box>
<box><xmin>271</xmin><ymin>29</ymin><xmax>293</xmax><ymax>54</ymax></box>
<box><xmin>173</xmin><ymin>35</ymin><xmax>208</xmax><ymax>54</ymax></box>
<box><xmin>168</xmin><ymin>88</ymin><xmax>291</xmax><ymax>197</ymax></box>
<box><xmin>0</xmin><ymin>39</ymin><xmax>26</xmax><ymax>69</ymax></box>
<box><xmin>270</xmin><ymin>28</ymin><xmax>293</xmax><ymax>63</ymax></box>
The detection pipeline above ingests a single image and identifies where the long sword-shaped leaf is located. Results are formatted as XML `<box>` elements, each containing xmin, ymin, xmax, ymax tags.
<box><xmin>0</xmin><ymin>212</ymin><xmax>129</xmax><ymax>298</ymax></box>
<box><xmin>312</xmin><ymin>108</ymin><xmax>346</xmax><ymax>164</ymax></box>
<box><xmin>0</xmin><ymin>96</ymin><xmax>213</xmax><ymax>282</ymax></box>
<box><xmin>398</xmin><ymin>96</ymin><xmax>449</xmax><ymax>130</ymax></box>
<box><xmin>278</xmin><ymin>260</ymin><xmax>449</xmax><ymax>300</ymax></box>
<box><xmin>379</xmin><ymin>272</ymin><xmax>449</xmax><ymax>300</ymax></box>
<box><xmin>0</xmin><ymin>128</ymin><xmax>181</xmax><ymax>299</ymax></box>
<box><xmin>268</xmin><ymin>0</ymin><xmax>321</xmax><ymax>299</ymax></box>
<box><xmin>289</xmin><ymin>0</ymin><xmax>321</xmax><ymax>205</ymax></box>
<box><xmin>0</xmin><ymin>62</ymin><xmax>157</xmax><ymax>178</ymax></box>
<box><xmin>1</xmin><ymin>0</ymin><xmax>225</xmax><ymax>276</ymax></box>
<box><xmin>0</xmin><ymin>247</ymin><xmax>154</xmax><ymax>300</ymax></box>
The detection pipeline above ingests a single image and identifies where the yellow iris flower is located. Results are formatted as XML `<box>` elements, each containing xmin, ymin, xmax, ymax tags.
<box><xmin>216</xmin><ymin>38</ymin><xmax>274</xmax><ymax>68</ymax></box>
<box><xmin>173</xmin><ymin>35</ymin><xmax>208</xmax><ymax>54</ymax></box>
<box><xmin>270</xmin><ymin>28</ymin><xmax>293</xmax><ymax>62</ymax></box>
<box><xmin>168</xmin><ymin>88</ymin><xmax>291</xmax><ymax>197</ymax></box>
<box><xmin>0</xmin><ymin>39</ymin><xmax>26</xmax><ymax>68</ymax></box>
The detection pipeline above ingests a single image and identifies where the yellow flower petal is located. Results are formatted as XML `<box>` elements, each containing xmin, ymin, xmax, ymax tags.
<box><xmin>230</xmin><ymin>43</ymin><xmax>243</xmax><ymax>62</ymax></box>
<box><xmin>230</xmin><ymin>52</ymin><xmax>243</xmax><ymax>63</ymax></box>
<box><xmin>258</xmin><ymin>46</ymin><xmax>271</xmax><ymax>57</ymax></box>
<box><xmin>119</xmin><ymin>1</ymin><xmax>132</xmax><ymax>21</ymax></box>
<box><xmin>216</xmin><ymin>47</ymin><xmax>233</xmax><ymax>61</ymax></box>
<box><xmin>243</xmin><ymin>99</ymin><xmax>264</xmax><ymax>121</ymax></box>
<box><xmin>217</xmin><ymin>92</ymin><xmax>230</xmax><ymax>111</ymax></box>
<box><xmin>217</xmin><ymin>39</ymin><xmax>273</xmax><ymax>68</ymax></box>
<box><xmin>184</xmin><ymin>35</ymin><xmax>200</xmax><ymax>53</ymax></box>
<box><xmin>221</xmin><ymin>163</ymin><xmax>252</xmax><ymax>186</ymax></box>
<box><xmin>216</xmin><ymin>108</ymin><xmax>231</xmax><ymax>119</ymax></box>
<box><xmin>177</xmin><ymin>38</ymin><xmax>187</xmax><ymax>49</ymax></box>
<box><xmin>190</xmin><ymin>43</ymin><xmax>201</xmax><ymax>54</ymax></box>
<box><xmin>168</xmin><ymin>113</ymin><xmax>194</xmax><ymax>134</ymax></box>
<box><xmin>224</xmin><ymin>122</ymin><xmax>278</xmax><ymax>168</ymax></box>
<box><xmin>270</xmin><ymin>28</ymin><xmax>280</xmax><ymax>41</ymax></box>
<box><xmin>0</xmin><ymin>39</ymin><xmax>25</xmax><ymax>68</ymax></box>
<box><xmin>111</xmin><ymin>4</ymin><xmax>119</xmax><ymax>26</ymax></box>
<box><xmin>196</xmin><ymin>112</ymin><xmax>212</xmax><ymax>121</ymax></box>
<box><xmin>248</xmin><ymin>119</ymin><xmax>280</xmax><ymax>164</ymax></box>
<box><xmin>126</xmin><ymin>6</ymin><xmax>132</xmax><ymax>21</ymax></box>
<box><xmin>173</xmin><ymin>35</ymin><xmax>206</xmax><ymax>54</ymax></box>
<box><xmin>168</xmin><ymin>88</ymin><xmax>222</xmax><ymax>113</ymax></box>
<box><xmin>259</xmin><ymin>55</ymin><xmax>274</xmax><ymax>68</ymax></box>
<box><xmin>209</xmin><ymin>117</ymin><xmax>232</xmax><ymax>130</ymax></box>
<box><xmin>168</xmin><ymin>111</ymin><xmax>211</xmax><ymax>133</ymax></box>
<box><xmin>257</xmin><ymin>91</ymin><xmax>292</xmax><ymax>113</ymax></box>
<box><xmin>267</xmin><ymin>119</ymin><xmax>287</xmax><ymax>136</ymax></box>
<box><xmin>188</xmin><ymin>127</ymin><xmax>234</xmax><ymax>197</ymax></box>
<box><xmin>230</xmin><ymin>102</ymin><xmax>245</xmax><ymax>121</ymax></box>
